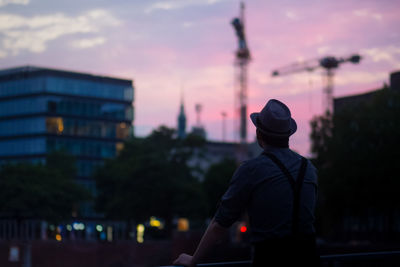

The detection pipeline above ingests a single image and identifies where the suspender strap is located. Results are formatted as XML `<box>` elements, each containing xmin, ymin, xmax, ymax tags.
<box><xmin>262</xmin><ymin>152</ymin><xmax>308</xmax><ymax>236</ymax></box>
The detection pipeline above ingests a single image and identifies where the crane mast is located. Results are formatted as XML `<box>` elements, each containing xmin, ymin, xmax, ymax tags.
<box><xmin>232</xmin><ymin>2</ymin><xmax>251</xmax><ymax>143</ymax></box>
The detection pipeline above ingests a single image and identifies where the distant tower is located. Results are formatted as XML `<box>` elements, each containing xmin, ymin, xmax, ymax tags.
<box><xmin>221</xmin><ymin>111</ymin><xmax>227</xmax><ymax>142</ymax></box>
<box><xmin>195</xmin><ymin>103</ymin><xmax>202</xmax><ymax>126</ymax></box>
<box><xmin>191</xmin><ymin>103</ymin><xmax>206</xmax><ymax>139</ymax></box>
<box><xmin>177</xmin><ymin>95</ymin><xmax>186</xmax><ymax>139</ymax></box>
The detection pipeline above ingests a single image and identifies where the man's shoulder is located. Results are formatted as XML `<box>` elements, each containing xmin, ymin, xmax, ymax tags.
<box><xmin>242</xmin><ymin>153</ymin><xmax>268</xmax><ymax>167</ymax></box>
<box><xmin>237</xmin><ymin>153</ymin><xmax>275</xmax><ymax>174</ymax></box>
<box><xmin>229</xmin><ymin>156</ymin><xmax>268</xmax><ymax>185</ymax></box>
<box><xmin>287</xmin><ymin>150</ymin><xmax>317</xmax><ymax>171</ymax></box>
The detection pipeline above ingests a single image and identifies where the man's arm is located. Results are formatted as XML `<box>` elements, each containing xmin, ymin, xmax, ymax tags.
<box><xmin>174</xmin><ymin>163</ymin><xmax>250</xmax><ymax>266</ymax></box>
<box><xmin>173</xmin><ymin>219</ymin><xmax>228</xmax><ymax>267</ymax></box>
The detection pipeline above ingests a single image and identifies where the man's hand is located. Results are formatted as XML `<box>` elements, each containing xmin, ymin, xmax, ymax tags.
<box><xmin>173</xmin><ymin>220</ymin><xmax>228</xmax><ymax>267</ymax></box>
<box><xmin>173</xmin><ymin>253</ymin><xmax>194</xmax><ymax>267</ymax></box>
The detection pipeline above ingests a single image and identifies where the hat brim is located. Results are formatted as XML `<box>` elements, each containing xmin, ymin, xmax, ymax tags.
<box><xmin>250</xmin><ymin>112</ymin><xmax>297</xmax><ymax>137</ymax></box>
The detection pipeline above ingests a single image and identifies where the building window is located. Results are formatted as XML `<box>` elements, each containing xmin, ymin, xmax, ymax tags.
<box><xmin>46</xmin><ymin>117</ymin><xmax>64</xmax><ymax>134</ymax></box>
<box><xmin>47</xmin><ymin>101</ymin><xmax>57</xmax><ymax>113</ymax></box>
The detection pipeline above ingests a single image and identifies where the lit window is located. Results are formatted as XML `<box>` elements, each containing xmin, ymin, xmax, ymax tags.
<box><xmin>46</xmin><ymin>117</ymin><xmax>64</xmax><ymax>134</ymax></box>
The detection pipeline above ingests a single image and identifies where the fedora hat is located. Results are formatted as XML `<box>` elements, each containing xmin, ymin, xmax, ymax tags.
<box><xmin>250</xmin><ymin>99</ymin><xmax>297</xmax><ymax>137</ymax></box>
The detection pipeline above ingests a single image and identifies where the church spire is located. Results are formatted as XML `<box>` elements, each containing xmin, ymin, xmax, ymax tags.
<box><xmin>177</xmin><ymin>88</ymin><xmax>186</xmax><ymax>139</ymax></box>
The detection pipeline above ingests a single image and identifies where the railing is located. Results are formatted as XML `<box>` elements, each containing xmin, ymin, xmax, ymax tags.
<box><xmin>161</xmin><ymin>250</ymin><xmax>400</xmax><ymax>267</ymax></box>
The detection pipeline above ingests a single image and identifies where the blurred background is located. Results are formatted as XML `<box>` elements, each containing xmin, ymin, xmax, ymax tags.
<box><xmin>0</xmin><ymin>0</ymin><xmax>399</xmax><ymax>266</ymax></box>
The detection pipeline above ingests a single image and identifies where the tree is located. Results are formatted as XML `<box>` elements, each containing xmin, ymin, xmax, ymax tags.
<box><xmin>310</xmin><ymin>88</ymin><xmax>400</xmax><ymax>239</ymax></box>
<box><xmin>94</xmin><ymin>126</ymin><xmax>207</xmax><ymax>234</ymax></box>
<box><xmin>0</xmin><ymin>152</ymin><xmax>90</xmax><ymax>223</ymax></box>
<box><xmin>309</xmin><ymin>111</ymin><xmax>333</xmax><ymax>168</ymax></box>
<box><xmin>203</xmin><ymin>158</ymin><xmax>238</xmax><ymax>217</ymax></box>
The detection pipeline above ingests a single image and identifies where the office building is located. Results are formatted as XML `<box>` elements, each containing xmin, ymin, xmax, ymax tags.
<box><xmin>0</xmin><ymin>66</ymin><xmax>134</xmax><ymax>201</ymax></box>
<box><xmin>334</xmin><ymin>71</ymin><xmax>399</xmax><ymax>113</ymax></box>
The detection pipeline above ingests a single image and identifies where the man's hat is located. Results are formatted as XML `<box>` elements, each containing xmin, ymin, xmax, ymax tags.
<box><xmin>250</xmin><ymin>99</ymin><xmax>297</xmax><ymax>137</ymax></box>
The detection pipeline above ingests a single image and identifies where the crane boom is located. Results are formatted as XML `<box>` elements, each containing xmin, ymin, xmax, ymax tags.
<box><xmin>272</xmin><ymin>54</ymin><xmax>361</xmax><ymax>76</ymax></box>
<box><xmin>272</xmin><ymin>58</ymin><xmax>320</xmax><ymax>76</ymax></box>
<box><xmin>271</xmin><ymin>54</ymin><xmax>362</xmax><ymax>113</ymax></box>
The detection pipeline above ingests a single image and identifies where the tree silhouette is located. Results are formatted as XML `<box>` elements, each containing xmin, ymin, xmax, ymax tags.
<box><xmin>0</xmin><ymin>151</ymin><xmax>90</xmax><ymax>222</ymax></box>
<box><xmin>310</xmin><ymin>88</ymin><xmax>400</xmax><ymax>240</ymax></box>
<box><xmin>203</xmin><ymin>158</ymin><xmax>238</xmax><ymax>217</ymax></box>
<box><xmin>94</xmin><ymin>126</ymin><xmax>207</xmax><ymax>235</ymax></box>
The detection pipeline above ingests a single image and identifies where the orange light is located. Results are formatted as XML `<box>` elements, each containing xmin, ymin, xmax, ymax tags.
<box><xmin>177</xmin><ymin>218</ymin><xmax>189</xmax><ymax>232</ymax></box>
<box><xmin>240</xmin><ymin>226</ymin><xmax>247</xmax><ymax>233</ymax></box>
<box><xmin>55</xmin><ymin>234</ymin><xmax>62</xmax><ymax>241</ymax></box>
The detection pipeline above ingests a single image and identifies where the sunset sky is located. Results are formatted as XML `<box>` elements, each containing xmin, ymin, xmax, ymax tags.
<box><xmin>1</xmin><ymin>0</ymin><xmax>399</xmax><ymax>155</ymax></box>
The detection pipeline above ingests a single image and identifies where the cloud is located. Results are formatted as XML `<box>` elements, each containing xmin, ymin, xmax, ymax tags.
<box><xmin>71</xmin><ymin>37</ymin><xmax>106</xmax><ymax>49</ymax></box>
<box><xmin>317</xmin><ymin>46</ymin><xmax>331</xmax><ymax>55</ymax></box>
<box><xmin>362</xmin><ymin>46</ymin><xmax>400</xmax><ymax>68</ymax></box>
<box><xmin>353</xmin><ymin>9</ymin><xmax>383</xmax><ymax>21</ymax></box>
<box><xmin>0</xmin><ymin>9</ymin><xmax>121</xmax><ymax>57</ymax></box>
<box><xmin>145</xmin><ymin>0</ymin><xmax>225</xmax><ymax>13</ymax></box>
<box><xmin>285</xmin><ymin>10</ymin><xmax>298</xmax><ymax>20</ymax></box>
<box><xmin>0</xmin><ymin>0</ymin><xmax>29</xmax><ymax>7</ymax></box>
<box><xmin>334</xmin><ymin>71</ymin><xmax>388</xmax><ymax>86</ymax></box>
<box><xmin>183</xmin><ymin>22</ymin><xmax>193</xmax><ymax>28</ymax></box>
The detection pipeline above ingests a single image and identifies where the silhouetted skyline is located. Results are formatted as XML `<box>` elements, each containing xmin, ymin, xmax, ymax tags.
<box><xmin>1</xmin><ymin>0</ymin><xmax>399</xmax><ymax>155</ymax></box>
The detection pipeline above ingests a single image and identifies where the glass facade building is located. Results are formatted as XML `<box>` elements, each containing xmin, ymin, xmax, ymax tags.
<box><xmin>0</xmin><ymin>66</ymin><xmax>134</xmax><ymax>214</ymax></box>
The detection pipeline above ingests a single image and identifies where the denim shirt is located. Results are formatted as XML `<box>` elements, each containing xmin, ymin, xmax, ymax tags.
<box><xmin>214</xmin><ymin>147</ymin><xmax>318</xmax><ymax>243</ymax></box>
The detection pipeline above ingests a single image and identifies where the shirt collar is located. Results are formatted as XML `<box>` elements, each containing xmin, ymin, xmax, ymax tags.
<box><xmin>262</xmin><ymin>145</ymin><xmax>290</xmax><ymax>153</ymax></box>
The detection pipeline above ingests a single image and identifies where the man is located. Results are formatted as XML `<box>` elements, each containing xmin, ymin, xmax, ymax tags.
<box><xmin>174</xmin><ymin>99</ymin><xmax>320</xmax><ymax>267</ymax></box>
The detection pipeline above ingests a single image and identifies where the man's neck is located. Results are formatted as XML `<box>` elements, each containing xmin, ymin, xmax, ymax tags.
<box><xmin>262</xmin><ymin>144</ymin><xmax>289</xmax><ymax>150</ymax></box>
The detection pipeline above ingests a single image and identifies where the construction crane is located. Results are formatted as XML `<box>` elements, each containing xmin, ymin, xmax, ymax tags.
<box><xmin>272</xmin><ymin>54</ymin><xmax>361</xmax><ymax>113</ymax></box>
<box><xmin>231</xmin><ymin>2</ymin><xmax>251</xmax><ymax>143</ymax></box>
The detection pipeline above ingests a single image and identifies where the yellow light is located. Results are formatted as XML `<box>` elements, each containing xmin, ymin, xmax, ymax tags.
<box><xmin>177</xmin><ymin>218</ymin><xmax>189</xmax><ymax>232</ymax></box>
<box><xmin>57</xmin><ymin>118</ymin><xmax>64</xmax><ymax>133</ymax></box>
<box><xmin>137</xmin><ymin>224</ymin><xmax>145</xmax><ymax>243</ymax></box>
<box><xmin>55</xmin><ymin>234</ymin><xmax>62</xmax><ymax>241</ymax></box>
<box><xmin>46</xmin><ymin>117</ymin><xmax>64</xmax><ymax>134</ymax></box>
<box><xmin>150</xmin><ymin>216</ymin><xmax>161</xmax><ymax>228</ymax></box>
<box><xmin>137</xmin><ymin>224</ymin><xmax>145</xmax><ymax>233</ymax></box>
<box><xmin>116</xmin><ymin>143</ymin><xmax>124</xmax><ymax>154</ymax></box>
